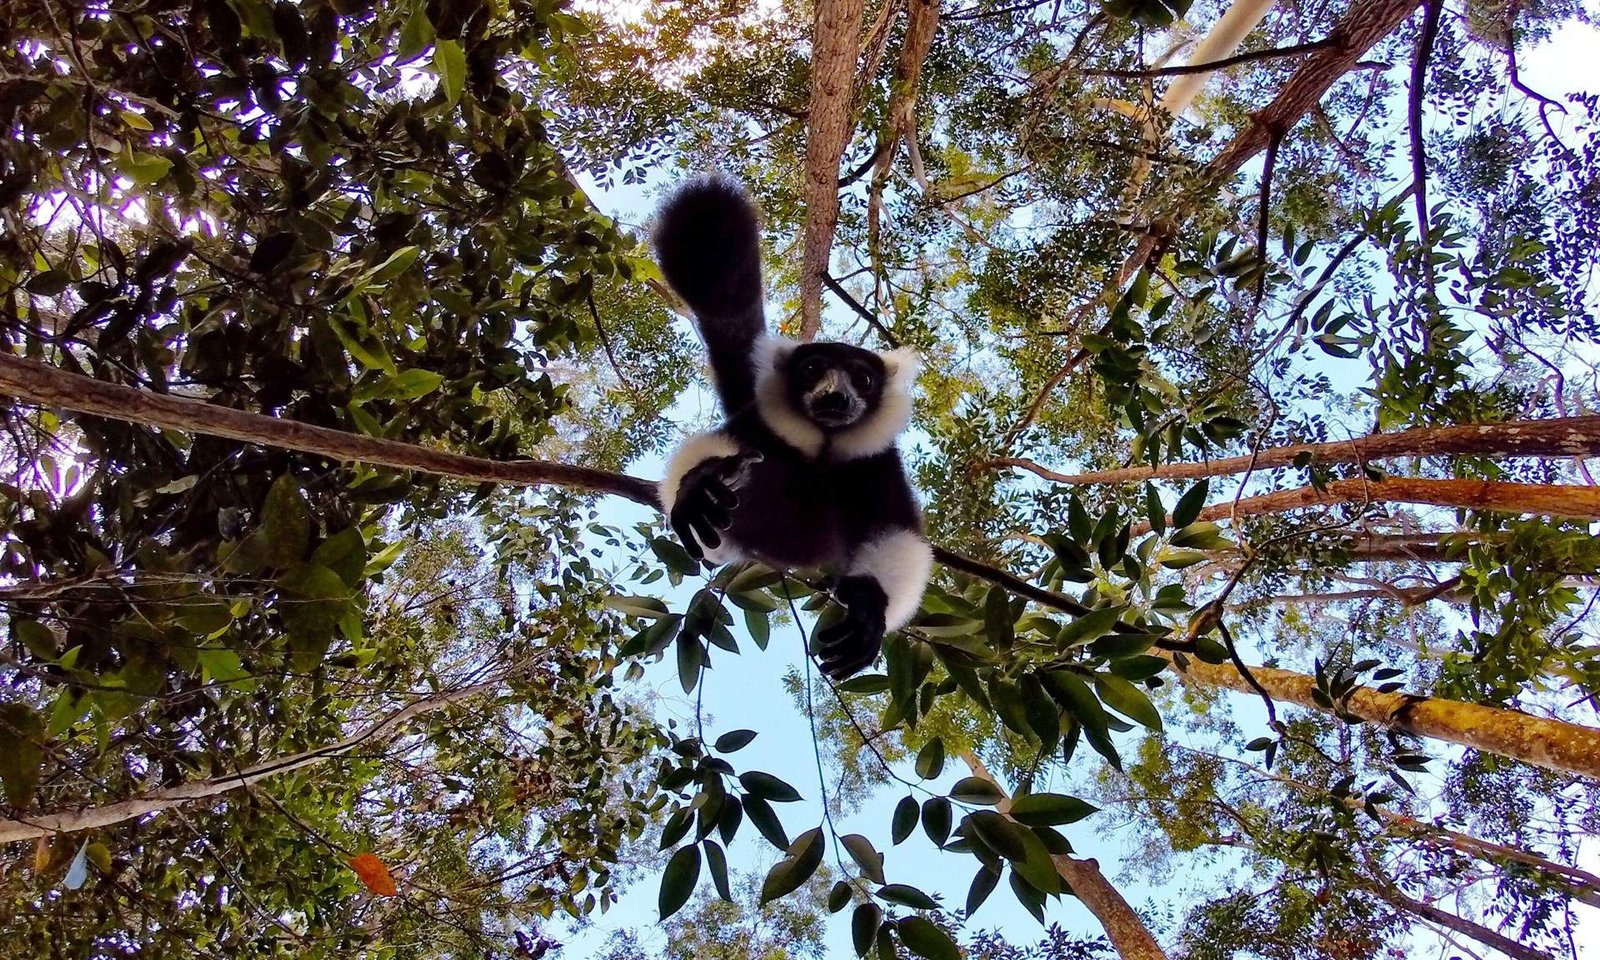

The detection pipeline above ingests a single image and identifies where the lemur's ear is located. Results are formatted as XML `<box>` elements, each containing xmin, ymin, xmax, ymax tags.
<box><xmin>878</xmin><ymin>347</ymin><xmax>920</xmax><ymax>391</ymax></box>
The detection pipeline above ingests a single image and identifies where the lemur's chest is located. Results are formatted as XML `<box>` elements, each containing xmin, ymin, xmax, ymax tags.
<box><xmin>725</xmin><ymin>452</ymin><xmax>851</xmax><ymax>569</ymax></box>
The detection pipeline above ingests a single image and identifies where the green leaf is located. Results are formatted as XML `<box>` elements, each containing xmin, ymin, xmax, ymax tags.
<box><xmin>967</xmin><ymin>866</ymin><xmax>1001</xmax><ymax>916</ymax></box>
<box><xmin>892</xmin><ymin>795</ymin><xmax>919</xmax><ymax>845</ymax></box>
<box><xmin>704</xmin><ymin>840</ymin><xmax>733</xmax><ymax>902</ymax></box>
<box><xmin>897</xmin><ymin>916</ymin><xmax>960</xmax><ymax>960</ymax></box>
<box><xmin>760</xmin><ymin>827</ymin><xmax>824</xmax><ymax>904</ymax></box>
<box><xmin>676</xmin><ymin>633</ymin><xmax>702</xmax><ymax>695</ymax></box>
<box><xmin>984</xmin><ymin>585</ymin><xmax>1014</xmax><ymax>649</ymax></box>
<box><xmin>311</xmin><ymin>527</ymin><xmax>367</xmax><ymax>587</ymax></box>
<box><xmin>370</xmin><ymin>245</ymin><xmax>421</xmax><ymax>284</ymax></box>
<box><xmin>259</xmin><ymin>474</ymin><xmax>311</xmax><ymax>568</ymax></box>
<box><xmin>604</xmin><ymin>594</ymin><xmax>672</xmax><ymax>620</ymax></box>
<box><xmin>914</xmin><ymin>737</ymin><xmax>945</xmax><ymax>780</ymax></box>
<box><xmin>921</xmin><ymin>795</ymin><xmax>952</xmax><ymax>846</ymax></box>
<box><xmin>1008</xmin><ymin>792</ymin><xmax>1099</xmax><ymax>826</ymax></box>
<box><xmin>740</xmin><ymin>770</ymin><xmax>802</xmax><ymax>802</ymax></box>
<box><xmin>967</xmin><ymin>810</ymin><xmax>1027</xmax><ymax>861</ymax></box>
<box><xmin>0</xmin><ymin>703</ymin><xmax>45</xmax><ymax>809</ymax></box>
<box><xmin>714</xmin><ymin>729</ymin><xmax>757</xmax><ymax>752</ymax></box>
<box><xmin>876</xmin><ymin>883</ymin><xmax>939</xmax><ymax>910</ymax></box>
<box><xmin>949</xmin><ymin>776</ymin><xmax>1005</xmax><ymax>806</ymax></box>
<box><xmin>116</xmin><ymin>150</ymin><xmax>172</xmax><ymax>185</ymax></box>
<box><xmin>744</xmin><ymin>607</ymin><xmax>771</xmax><ymax>649</ymax></box>
<box><xmin>434</xmin><ymin>39</ymin><xmax>466</xmax><ymax>104</ymax></box>
<box><xmin>829</xmin><ymin>880</ymin><xmax>853</xmax><ymax>913</ymax></box>
<box><xmin>658</xmin><ymin>845</ymin><xmax>700</xmax><ymax>918</ymax></box>
<box><xmin>397</xmin><ymin>5</ymin><xmax>435</xmax><ymax>61</ymax></box>
<box><xmin>743</xmin><ymin>794</ymin><xmax>789</xmax><ymax>849</ymax></box>
<box><xmin>839</xmin><ymin>673</ymin><xmax>891</xmax><ymax>694</ymax></box>
<box><xmin>852</xmin><ymin>902</ymin><xmax>883</xmax><ymax>957</ymax></box>
<box><xmin>1144</xmin><ymin>483</ymin><xmax>1166</xmax><ymax>535</ymax></box>
<box><xmin>842</xmin><ymin>833</ymin><xmax>885</xmax><ymax>885</ymax></box>
<box><xmin>1110</xmin><ymin>655</ymin><xmax>1168</xmax><ymax>681</ymax></box>
<box><xmin>1094</xmin><ymin>673</ymin><xmax>1163</xmax><ymax>731</ymax></box>
<box><xmin>25</xmin><ymin>270</ymin><xmax>71</xmax><ymax>296</ymax></box>
<box><xmin>659</xmin><ymin>808</ymin><xmax>693</xmax><ymax>849</ymax></box>
<box><xmin>1171</xmin><ymin>479</ymin><xmax>1210</xmax><ymax>528</ymax></box>
<box><xmin>196</xmin><ymin>646</ymin><xmax>251</xmax><ymax>687</ymax></box>
<box><xmin>1057</xmin><ymin>607</ymin><xmax>1121</xmax><ymax>648</ymax></box>
<box><xmin>650</xmin><ymin>536</ymin><xmax>700</xmax><ymax>576</ymax></box>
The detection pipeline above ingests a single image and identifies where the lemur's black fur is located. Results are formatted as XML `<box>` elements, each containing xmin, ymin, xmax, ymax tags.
<box><xmin>653</xmin><ymin>176</ymin><xmax>931</xmax><ymax>680</ymax></box>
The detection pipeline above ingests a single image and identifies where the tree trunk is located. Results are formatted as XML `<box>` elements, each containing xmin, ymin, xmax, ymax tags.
<box><xmin>0</xmin><ymin>677</ymin><xmax>507</xmax><ymax>844</ymax></box>
<box><xmin>1366</xmin><ymin>880</ymin><xmax>1556</xmax><ymax>960</ymax></box>
<box><xmin>1170</xmin><ymin>655</ymin><xmax>1600</xmax><ymax>780</ymax></box>
<box><xmin>799</xmin><ymin>0</ymin><xmax>867</xmax><ymax>340</ymax></box>
<box><xmin>1372</xmin><ymin>809</ymin><xmax>1600</xmax><ymax>908</ymax></box>
<box><xmin>986</xmin><ymin>416</ymin><xmax>1600</xmax><ymax>486</ymax></box>
<box><xmin>960</xmin><ymin>752</ymin><xmax>1170</xmax><ymax>960</ymax></box>
<box><xmin>1129</xmin><ymin>476</ymin><xmax>1600</xmax><ymax>535</ymax></box>
<box><xmin>0</xmin><ymin>353</ymin><xmax>661</xmax><ymax>508</ymax></box>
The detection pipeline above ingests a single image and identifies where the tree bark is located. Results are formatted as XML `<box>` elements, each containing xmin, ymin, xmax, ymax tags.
<box><xmin>1170</xmin><ymin>656</ymin><xmax>1600</xmax><ymax>780</ymax></box>
<box><xmin>1372</xmin><ymin>809</ymin><xmax>1600</xmax><ymax>908</ymax></box>
<box><xmin>0</xmin><ymin>677</ymin><xmax>507</xmax><ymax>844</ymax></box>
<box><xmin>960</xmin><ymin>752</ymin><xmax>1169</xmax><ymax>960</ymax></box>
<box><xmin>985</xmin><ymin>416</ymin><xmax>1600</xmax><ymax>486</ymax></box>
<box><xmin>1366</xmin><ymin>880</ymin><xmax>1556</xmax><ymax>960</ymax></box>
<box><xmin>0</xmin><ymin>353</ymin><xmax>661</xmax><ymax>509</ymax></box>
<box><xmin>1129</xmin><ymin>476</ymin><xmax>1600</xmax><ymax>536</ymax></box>
<box><xmin>800</xmin><ymin>0</ymin><xmax>867</xmax><ymax>340</ymax></box>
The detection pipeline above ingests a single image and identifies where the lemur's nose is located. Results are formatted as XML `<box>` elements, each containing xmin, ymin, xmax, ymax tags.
<box><xmin>814</xmin><ymin>390</ymin><xmax>848</xmax><ymax>413</ymax></box>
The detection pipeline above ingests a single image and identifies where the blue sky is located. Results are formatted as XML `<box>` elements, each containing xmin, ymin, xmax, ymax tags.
<box><xmin>553</xmin><ymin>18</ymin><xmax>1600</xmax><ymax>957</ymax></box>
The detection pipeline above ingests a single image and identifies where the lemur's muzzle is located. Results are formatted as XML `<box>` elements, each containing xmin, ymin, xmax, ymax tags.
<box><xmin>804</xmin><ymin>370</ymin><xmax>864</xmax><ymax>427</ymax></box>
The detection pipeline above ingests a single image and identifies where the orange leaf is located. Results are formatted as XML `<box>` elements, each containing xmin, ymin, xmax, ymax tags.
<box><xmin>348</xmin><ymin>852</ymin><xmax>398</xmax><ymax>896</ymax></box>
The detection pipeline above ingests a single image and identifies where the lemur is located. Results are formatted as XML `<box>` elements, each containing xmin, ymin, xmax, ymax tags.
<box><xmin>653</xmin><ymin>176</ymin><xmax>932</xmax><ymax>681</ymax></box>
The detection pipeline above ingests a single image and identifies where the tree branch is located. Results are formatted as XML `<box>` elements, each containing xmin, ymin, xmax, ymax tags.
<box><xmin>1128</xmin><ymin>476</ymin><xmax>1600</xmax><ymax>536</ymax></box>
<box><xmin>981</xmin><ymin>416</ymin><xmax>1600</xmax><ymax>485</ymax></box>
<box><xmin>0</xmin><ymin>676</ymin><xmax>510</xmax><ymax>844</ymax></box>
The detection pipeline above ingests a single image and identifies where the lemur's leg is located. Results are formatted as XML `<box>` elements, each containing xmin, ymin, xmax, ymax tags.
<box><xmin>660</xmin><ymin>432</ymin><xmax>760</xmax><ymax>563</ymax></box>
<box><xmin>814</xmin><ymin>528</ymin><xmax>933</xmax><ymax>680</ymax></box>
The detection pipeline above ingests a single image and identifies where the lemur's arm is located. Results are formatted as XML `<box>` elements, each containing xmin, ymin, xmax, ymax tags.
<box><xmin>814</xmin><ymin>452</ymin><xmax>932</xmax><ymax>679</ymax></box>
<box><xmin>652</xmin><ymin>177</ymin><xmax>766</xmax><ymax>415</ymax></box>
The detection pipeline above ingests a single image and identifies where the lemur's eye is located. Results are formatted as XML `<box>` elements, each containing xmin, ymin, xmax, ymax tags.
<box><xmin>853</xmin><ymin>370</ymin><xmax>876</xmax><ymax>391</ymax></box>
<box><xmin>800</xmin><ymin>357</ymin><xmax>826</xmax><ymax>381</ymax></box>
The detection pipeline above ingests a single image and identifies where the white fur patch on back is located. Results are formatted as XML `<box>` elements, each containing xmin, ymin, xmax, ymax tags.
<box><xmin>848</xmin><ymin>528</ymin><xmax>933</xmax><ymax>631</ymax></box>
<box><xmin>753</xmin><ymin>336</ymin><xmax>920</xmax><ymax>462</ymax></box>
<box><xmin>660</xmin><ymin>431</ymin><xmax>742</xmax><ymax>510</ymax></box>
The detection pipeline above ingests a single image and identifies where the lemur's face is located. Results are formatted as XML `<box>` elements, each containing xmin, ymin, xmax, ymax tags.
<box><xmin>785</xmin><ymin>343</ymin><xmax>888</xmax><ymax>430</ymax></box>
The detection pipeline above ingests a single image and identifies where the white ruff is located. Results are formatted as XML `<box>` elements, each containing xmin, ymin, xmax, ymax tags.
<box><xmin>753</xmin><ymin>336</ymin><xmax>919</xmax><ymax>462</ymax></box>
<box><xmin>848</xmin><ymin>529</ymin><xmax>933</xmax><ymax>631</ymax></box>
<box><xmin>659</xmin><ymin>431</ymin><xmax>742</xmax><ymax>510</ymax></box>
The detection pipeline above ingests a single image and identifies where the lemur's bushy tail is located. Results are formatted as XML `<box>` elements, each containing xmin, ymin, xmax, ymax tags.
<box><xmin>653</xmin><ymin>176</ymin><xmax>768</xmax><ymax>414</ymax></box>
<box><xmin>652</xmin><ymin>176</ymin><xmax>765</xmax><ymax>341</ymax></box>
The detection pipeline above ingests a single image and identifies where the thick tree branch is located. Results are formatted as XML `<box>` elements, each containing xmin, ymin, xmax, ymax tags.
<box><xmin>1129</xmin><ymin>476</ymin><xmax>1600</xmax><ymax>535</ymax></box>
<box><xmin>0</xmin><ymin>676</ymin><xmax>509</xmax><ymax>844</ymax></box>
<box><xmin>1170</xmin><ymin>655</ymin><xmax>1600</xmax><ymax>779</ymax></box>
<box><xmin>983</xmin><ymin>416</ymin><xmax>1600</xmax><ymax>485</ymax></box>
<box><xmin>0</xmin><ymin>355</ymin><xmax>662</xmax><ymax>508</ymax></box>
<box><xmin>1366</xmin><ymin>877</ymin><xmax>1556</xmax><ymax>960</ymax></box>
<box><xmin>800</xmin><ymin>0</ymin><xmax>868</xmax><ymax>339</ymax></box>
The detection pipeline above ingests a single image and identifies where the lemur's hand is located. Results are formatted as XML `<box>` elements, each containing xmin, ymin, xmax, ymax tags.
<box><xmin>669</xmin><ymin>451</ymin><xmax>761</xmax><ymax>563</ymax></box>
<box><xmin>814</xmin><ymin>575</ymin><xmax>889</xmax><ymax>680</ymax></box>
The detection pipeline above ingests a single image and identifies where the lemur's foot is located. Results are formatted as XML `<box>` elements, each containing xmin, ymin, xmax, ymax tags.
<box><xmin>814</xmin><ymin>575</ymin><xmax>888</xmax><ymax>680</ymax></box>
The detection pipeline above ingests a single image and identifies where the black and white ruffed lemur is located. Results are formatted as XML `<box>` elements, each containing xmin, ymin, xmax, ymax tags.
<box><xmin>652</xmin><ymin>176</ymin><xmax>932</xmax><ymax>680</ymax></box>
